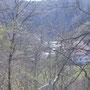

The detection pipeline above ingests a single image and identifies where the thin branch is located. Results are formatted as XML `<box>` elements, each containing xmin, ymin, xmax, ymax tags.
<box><xmin>76</xmin><ymin>0</ymin><xmax>90</xmax><ymax>15</ymax></box>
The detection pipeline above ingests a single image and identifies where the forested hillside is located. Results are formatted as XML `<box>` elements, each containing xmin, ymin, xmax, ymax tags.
<box><xmin>0</xmin><ymin>0</ymin><xmax>90</xmax><ymax>90</ymax></box>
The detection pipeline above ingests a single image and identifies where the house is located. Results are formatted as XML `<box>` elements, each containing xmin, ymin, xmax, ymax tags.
<box><xmin>42</xmin><ymin>40</ymin><xmax>90</xmax><ymax>65</ymax></box>
<box><xmin>42</xmin><ymin>41</ymin><xmax>61</xmax><ymax>57</ymax></box>
<box><xmin>68</xmin><ymin>41</ymin><xmax>90</xmax><ymax>65</ymax></box>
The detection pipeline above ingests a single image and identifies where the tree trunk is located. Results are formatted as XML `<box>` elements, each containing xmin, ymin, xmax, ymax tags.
<box><xmin>8</xmin><ymin>54</ymin><xmax>12</xmax><ymax>90</ymax></box>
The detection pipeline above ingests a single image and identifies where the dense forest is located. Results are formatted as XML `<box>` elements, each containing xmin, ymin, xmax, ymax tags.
<box><xmin>0</xmin><ymin>0</ymin><xmax>90</xmax><ymax>90</ymax></box>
